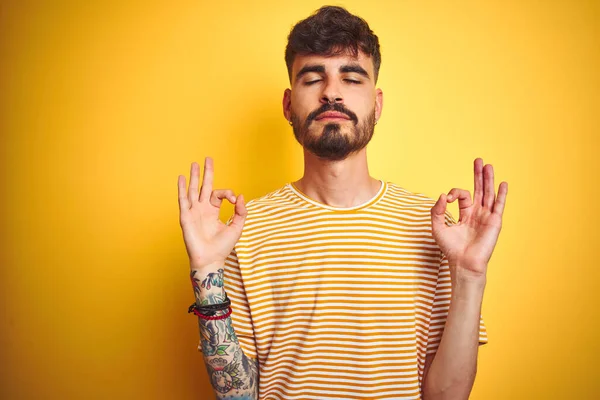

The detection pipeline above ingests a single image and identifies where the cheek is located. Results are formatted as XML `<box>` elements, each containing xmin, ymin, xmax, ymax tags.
<box><xmin>360</xmin><ymin>94</ymin><xmax>377</xmax><ymax>116</ymax></box>
<box><xmin>291</xmin><ymin>91</ymin><xmax>318</xmax><ymax>118</ymax></box>
<box><xmin>361</xmin><ymin>89</ymin><xmax>376</xmax><ymax>106</ymax></box>
<box><xmin>290</xmin><ymin>90</ymin><xmax>305</xmax><ymax>111</ymax></box>
<box><xmin>347</xmin><ymin>90</ymin><xmax>375</xmax><ymax>112</ymax></box>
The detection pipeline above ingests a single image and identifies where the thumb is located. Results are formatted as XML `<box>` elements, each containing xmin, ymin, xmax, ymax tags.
<box><xmin>431</xmin><ymin>193</ymin><xmax>448</xmax><ymax>235</ymax></box>
<box><xmin>230</xmin><ymin>194</ymin><xmax>247</xmax><ymax>231</ymax></box>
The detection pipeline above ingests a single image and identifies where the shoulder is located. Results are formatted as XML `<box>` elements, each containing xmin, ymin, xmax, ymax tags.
<box><xmin>235</xmin><ymin>184</ymin><xmax>305</xmax><ymax>243</ymax></box>
<box><xmin>244</xmin><ymin>184</ymin><xmax>296</xmax><ymax>214</ymax></box>
<box><xmin>383</xmin><ymin>182</ymin><xmax>457</xmax><ymax>223</ymax></box>
<box><xmin>384</xmin><ymin>181</ymin><xmax>436</xmax><ymax>209</ymax></box>
<box><xmin>240</xmin><ymin>184</ymin><xmax>309</xmax><ymax>228</ymax></box>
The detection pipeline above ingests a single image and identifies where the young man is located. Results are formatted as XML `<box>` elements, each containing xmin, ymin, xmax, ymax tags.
<box><xmin>178</xmin><ymin>6</ymin><xmax>508</xmax><ymax>400</ymax></box>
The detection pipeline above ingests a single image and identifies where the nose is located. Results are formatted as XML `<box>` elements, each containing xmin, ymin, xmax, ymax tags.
<box><xmin>320</xmin><ymin>80</ymin><xmax>343</xmax><ymax>105</ymax></box>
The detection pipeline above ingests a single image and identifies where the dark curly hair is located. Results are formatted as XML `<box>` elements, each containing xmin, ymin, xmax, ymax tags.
<box><xmin>285</xmin><ymin>6</ymin><xmax>382</xmax><ymax>83</ymax></box>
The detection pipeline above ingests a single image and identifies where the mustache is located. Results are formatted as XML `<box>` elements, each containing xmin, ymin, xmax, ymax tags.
<box><xmin>306</xmin><ymin>103</ymin><xmax>359</xmax><ymax>125</ymax></box>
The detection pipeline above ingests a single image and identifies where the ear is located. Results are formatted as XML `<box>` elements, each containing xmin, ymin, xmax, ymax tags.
<box><xmin>282</xmin><ymin>88</ymin><xmax>292</xmax><ymax>123</ymax></box>
<box><xmin>375</xmin><ymin>88</ymin><xmax>383</xmax><ymax>123</ymax></box>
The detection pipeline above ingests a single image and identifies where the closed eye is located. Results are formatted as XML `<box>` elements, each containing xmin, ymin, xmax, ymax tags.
<box><xmin>304</xmin><ymin>79</ymin><xmax>361</xmax><ymax>85</ymax></box>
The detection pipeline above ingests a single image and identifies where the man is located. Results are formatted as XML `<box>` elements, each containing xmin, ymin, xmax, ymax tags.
<box><xmin>178</xmin><ymin>6</ymin><xmax>508</xmax><ymax>400</ymax></box>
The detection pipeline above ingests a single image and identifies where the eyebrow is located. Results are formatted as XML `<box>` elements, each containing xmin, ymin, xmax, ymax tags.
<box><xmin>295</xmin><ymin>63</ymin><xmax>371</xmax><ymax>82</ymax></box>
<box><xmin>340</xmin><ymin>64</ymin><xmax>370</xmax><ymax>79</ymax></box>
<box><xmin>295</xmin><ymin>64</ymin><xmax>325</xmax><ymax>81</ymax></box>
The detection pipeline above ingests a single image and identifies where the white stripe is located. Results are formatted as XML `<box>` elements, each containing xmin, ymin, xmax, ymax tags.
<box><xmin>261</xmin><ymin>385</ymin><xmax>420</xmax><ymax>398</ymax></box>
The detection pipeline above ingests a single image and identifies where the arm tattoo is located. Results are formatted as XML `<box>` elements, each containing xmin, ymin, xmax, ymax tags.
<box><xmin>190</xmin><ymin>270</ymin><xmax>201</xmax><ymax>299</ymax></box>
<box><xmin>201</xmin><ymin>268</ymin><xmax>225</xmax><ymax>290</ymax></box>
<box><xmin>204</xmin><ymin>348</ymin><xmax>258</xmax><ymax>394</ymax></box>
<box><xmin>193</xmin><ymin>269</ymin><xmax>258</xmax><ymax>398</ymax></box>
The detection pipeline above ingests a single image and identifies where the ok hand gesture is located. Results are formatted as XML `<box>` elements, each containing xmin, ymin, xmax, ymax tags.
<box><xmin>177</xmin><ymin>157</ymin><xmax>247</xmax><ymax>270</ymax></box>
<box><xmin>431</xmin><ymin>158</ymin><xmax>508</xmax><ymax>279</ymax></box>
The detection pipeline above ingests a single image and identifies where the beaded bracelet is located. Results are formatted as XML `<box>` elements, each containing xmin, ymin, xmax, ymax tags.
<box><xmin>191</xmin><ymin>306</ymin><xmax>233</xmax><ymax>321</ymax></box>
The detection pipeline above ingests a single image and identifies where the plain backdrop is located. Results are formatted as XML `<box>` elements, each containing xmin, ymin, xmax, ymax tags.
<box><xmin>1</xmin><ymin>0</ymin><xmax>598</xmax><ymax>399</ymax></box>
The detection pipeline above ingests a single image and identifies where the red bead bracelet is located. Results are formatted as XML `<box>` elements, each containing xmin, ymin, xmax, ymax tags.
<box><xmin>191</xmin><ymin>306</ymin><xmax>233</xmax><ymax>321</ymax></box>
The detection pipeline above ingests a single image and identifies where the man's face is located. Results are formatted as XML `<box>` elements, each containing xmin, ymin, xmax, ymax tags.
<box><xmin>283</xmin><ymin>50</ymin><xmax>383</xmax><ymax>161</ymax></box>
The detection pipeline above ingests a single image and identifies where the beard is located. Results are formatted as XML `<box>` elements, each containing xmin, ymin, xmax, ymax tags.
<box><xmin>291</xmin><ymin>103</ymin><xmax>376</xmax><ymax>161</ymax></box>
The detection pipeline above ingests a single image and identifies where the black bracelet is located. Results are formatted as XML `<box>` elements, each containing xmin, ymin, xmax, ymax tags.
<box><xmin>188</xmin><ymin>294</ymin><xmax>231</xmax><ymax>317</ymax></box>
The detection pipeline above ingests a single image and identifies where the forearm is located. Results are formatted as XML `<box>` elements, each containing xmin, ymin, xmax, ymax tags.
<box><xmin>422</xmin><ymin>271</ymin><xmax>486</xmax><ymax>400</ymax></box>
<box><xmin>191</xmin><ymin>266</ymin><xmax>258</xmax><ymax>399</ymax></box>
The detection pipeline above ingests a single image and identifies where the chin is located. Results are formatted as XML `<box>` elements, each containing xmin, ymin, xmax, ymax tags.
<box><xmin>312</xmin><ymin>123</ymin><xmax>353</xmax><ymax>136</ymax></box>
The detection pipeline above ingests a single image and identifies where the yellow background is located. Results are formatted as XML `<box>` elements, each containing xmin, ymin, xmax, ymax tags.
<box><xmin>1</xmin><ymin>0</ymin><xmax>598</xmax><ymax>399</ymax></box>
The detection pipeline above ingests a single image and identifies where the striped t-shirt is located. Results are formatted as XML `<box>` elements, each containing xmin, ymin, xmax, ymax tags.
<box><xmin>222</xmin><ymin>180</ymin><xmax>487</xmax><ymax>400</ymax></box>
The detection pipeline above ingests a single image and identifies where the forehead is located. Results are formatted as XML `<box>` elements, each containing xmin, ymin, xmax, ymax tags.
<box><xmin>291</xmin><ymin>50</ymin><xmax>374</xmax><ymax>81</ymax></box>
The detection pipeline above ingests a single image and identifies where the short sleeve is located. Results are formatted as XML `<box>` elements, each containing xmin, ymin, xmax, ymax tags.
<box><xmin>221</xmin><ymin>249</ymin><xmax>258</xmax><ymax>360</ymax></box>
<box><xmin>426</xmin><ymin>211</ymin><xmax>488</xmax><ymax>355</ymax></box>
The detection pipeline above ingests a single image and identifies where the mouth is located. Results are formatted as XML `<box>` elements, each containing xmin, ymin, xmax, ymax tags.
<box><xmin>315</xmin><ymin>111</ymin><xmax>351</xmax><ymax>122</ymax></box>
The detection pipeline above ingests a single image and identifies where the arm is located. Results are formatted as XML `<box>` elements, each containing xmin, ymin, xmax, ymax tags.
<box><xmin>192</xmin><ymin>266</ymin><xmax>258</xmax><ymax>399</ymax></box>
<box><xmin>421</xmin><ymin>272</ymin><xmax>486</xmax><ymax>399</ymax></box>
<box><xmin>177</xmin><ymin>157</ymin><xmax>259</xmax><ymax>399</ymax></box>
<box><xmin>426</xmin><ymin>157</ymin><xmax>508</xmax><ymax>399</ymax></box>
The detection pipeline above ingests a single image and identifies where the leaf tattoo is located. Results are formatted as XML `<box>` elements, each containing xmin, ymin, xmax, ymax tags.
<box><xmin>201</xmin><ymin>268</ymin><xmax>224</xmax><ymax>290</ymax></box>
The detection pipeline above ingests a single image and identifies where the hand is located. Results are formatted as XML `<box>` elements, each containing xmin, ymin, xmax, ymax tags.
<box><xmin>430</xmin><ymin>158</ymin><xmax>508</xmax><ymax>278</ymax></box>
<box><xmin>177</xmin><ymin>157</ymin><xmax>247</xmax><ymax>269</ymax></box>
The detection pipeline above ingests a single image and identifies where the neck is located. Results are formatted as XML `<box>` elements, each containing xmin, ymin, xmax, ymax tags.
<box><xmin>293</xmin><ymin>148</ymin><xmax>381</xmax><ymax>208</ymax></box>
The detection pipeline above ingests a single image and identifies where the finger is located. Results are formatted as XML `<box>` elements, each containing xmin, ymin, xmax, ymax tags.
<box><xmin>178</xmin><ymin>175</ymin><xmax>190</xmax><ymax>211</ymax></box>
<box><xmin>199</xmin><ymin>157</ymin><xmax>214</xmax><ymax>202</ymax></box>
<box><xmin>493</xmin><ymin>181</ymin><xmax>508</xmax><ymax>216</ymax></box>
<box><xmin>210</xmin><ymin>189</ymin><xmax>237</xmax><ymax>208</ymax></box>
<box><xmin>446</xmin><ymin>188</ymin><xmax>472</xmax><ymax>222</ymax></box>
<box><xmin>473</xmin><ymin>158</ymin><xmax>484</xmax><ymax>206</ymax></box>
<box><xmin>230</xmin><ymin>194</ymin><xmax>248</xmax><ymax>230</ymax></box>
<box><xmin>483</xmin><ymin>164</ymin><xmax>496</xmax><ymax>209</ymax></box>
<box><xmin>447</xmin><ymin>188</ymin><xmax>472</xmax><ymax>207</ymax></box>
<box><xmin>431</xmin><ymin>193</ymin><xmax>448</xmax><ymax>235</ymax></box>
<box><xmin>188</xmin><ymin>162</ymin><xmax>200</xmax><ymax>204</ymax></box>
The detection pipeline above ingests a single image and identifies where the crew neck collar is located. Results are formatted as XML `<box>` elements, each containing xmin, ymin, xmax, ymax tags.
<box><xmin>287</xmin><ymin>180</ymin><xmax>387</xmax><ymax>211</ymax></box>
